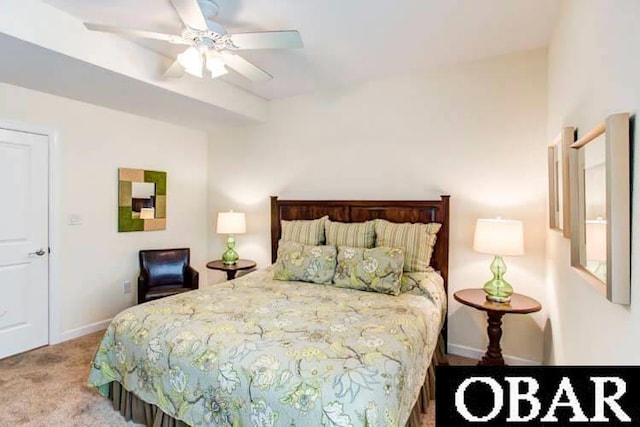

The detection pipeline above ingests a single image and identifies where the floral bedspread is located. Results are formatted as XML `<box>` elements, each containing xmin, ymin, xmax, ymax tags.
<box><xmin>88</xmin><ymin>267</ymin><xmax>446</xmax><ymax>427</ymax></box>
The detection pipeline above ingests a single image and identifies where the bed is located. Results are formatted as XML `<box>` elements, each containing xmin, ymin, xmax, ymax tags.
<box><xmin>88</xmin><ymin>196</ymin><xmax>450</xmax><ymax>427</ymax></box>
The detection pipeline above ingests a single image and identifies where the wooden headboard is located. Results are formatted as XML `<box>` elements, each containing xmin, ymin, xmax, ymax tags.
<box><xmin>270</xmin><ymin>195</ymin><xmax>450</xmax><ymax>293</ymax></box>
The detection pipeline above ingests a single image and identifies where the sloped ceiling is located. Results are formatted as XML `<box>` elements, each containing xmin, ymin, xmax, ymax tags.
<box><xmin>1</xmin><ymin>0</ymin><xmax>558</xmax><ymax>129</ymax></box>
<box><xmin>44</xmin><ymin>0</ymin><xmax>559</xmax><ymax>100</ymax></box>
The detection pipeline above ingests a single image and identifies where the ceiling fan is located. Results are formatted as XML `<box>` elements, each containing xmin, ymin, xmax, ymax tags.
<box><xmin>84</xmin><ymin>0</ymin><xmax>303</xmax><ymax>82</ymax></box>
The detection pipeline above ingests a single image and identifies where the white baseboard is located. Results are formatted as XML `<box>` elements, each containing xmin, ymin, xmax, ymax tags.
<box><xmin>448</xmin><ymin>343</ymin><xmax>541</xmax><ymax>366</ymax></box>
<box><xmin>58</xmin><ymin>318</ymin><xmax>112</xmax><ymax>343</ymax></box>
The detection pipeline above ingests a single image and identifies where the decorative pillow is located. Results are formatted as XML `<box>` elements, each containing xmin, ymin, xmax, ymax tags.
<box><xmin>374</xmin><ymin>219</ymin><xmax>442</xmax><ymax>272</ymax></box>
<box><xmin>273</xmin><ymin>240</ymin><xmax>337</xmax><ymax>284</ymax></box>
<box><xmin>281</xmin><ymin>216</ymin><xmax>328</xmax><ymax>245</ymax></box>
<box><xmin>332</xmin><ymin>246</ymin><xmax>405</xmax><ymax>295</ymax></box>
<box><xmin>325</xmin><ymin>219</ymin><xmax>375</xmax><ymax>248</ymax></box>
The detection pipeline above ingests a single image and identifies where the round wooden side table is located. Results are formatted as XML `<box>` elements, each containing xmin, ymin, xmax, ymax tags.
<box><xmin>206</xmin><ymin>259</ymin><xmax>257</xmax><ymax>281</ymax></box>
<box><xmin>454</xmin><ymin>289</ymin><xmax>541</xmax><ymax>366</ymax></box>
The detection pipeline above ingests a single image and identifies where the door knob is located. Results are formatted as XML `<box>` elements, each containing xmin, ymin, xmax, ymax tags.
<box><xmin>29</xmin><ymin>248</ymin><xmax>46</xmax><ymax>256</ymax></box>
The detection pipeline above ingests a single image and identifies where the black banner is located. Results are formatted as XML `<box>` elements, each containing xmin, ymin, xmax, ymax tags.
<box><xmin>436</xmin><ymin>366</ymin><xmax>640</xmax><ymax>426</ymax></box>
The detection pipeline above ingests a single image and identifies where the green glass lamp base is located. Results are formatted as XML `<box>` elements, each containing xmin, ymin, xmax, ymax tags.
<box><xmin>221</xmin><ymin>235</ymin><xmax>239</xmax><ymax>265</ymax></box>
<box><xmin>483</xmin><ymin>255</ymin><xmax>513</xmax><ymax>303</ymax></box>
<box><xmin>484</xmin><ymin>291</ymin><xmax>512</xmax><ymax>303</ymax></box>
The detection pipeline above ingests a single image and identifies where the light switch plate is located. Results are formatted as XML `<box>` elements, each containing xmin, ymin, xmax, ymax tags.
<box><xmin>68</xmin><ymin>214</ymin><xmax>82</xmax><ymax>226</ymax></box>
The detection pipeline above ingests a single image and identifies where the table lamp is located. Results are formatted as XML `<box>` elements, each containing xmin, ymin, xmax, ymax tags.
<box><xmin>216</xmin><ymin>211</ymin><xmax>246</xmax><ymax>265</ymax></box>
<box><xmin>473</xmin><ymin>218</ymin><xmax>524</xmax><ymax>303</ymax></box>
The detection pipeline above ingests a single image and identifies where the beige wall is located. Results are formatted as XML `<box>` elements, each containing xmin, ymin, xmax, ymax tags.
<box><xmin>0</xmin><ymin>83</ymin><xmax>209</xmax><ymax>341</ymax></box>
<box><xmin>0</xmin><ymin>40</ymin><xmax>553</xmax><ymax>363</ymax></box>
<box><xmin>546</xmin><ymin>0</ymin><xmax>640</xmax><ymax>364</ymax></box>
<box><xmin>209</xmin><ymin>49</ymin><xmax>549</xmax><ymax>363</ymax></box>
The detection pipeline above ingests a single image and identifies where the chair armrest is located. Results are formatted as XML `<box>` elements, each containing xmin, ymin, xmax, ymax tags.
<box><xmin>138</xmin><ymin>272</ymin><xmax>148</xmax><ymax>304</ymax></box>
<box><xmin>185</xmin><ymin>266</ymin><xmax>199</xmax><ymax>290</ymax></box>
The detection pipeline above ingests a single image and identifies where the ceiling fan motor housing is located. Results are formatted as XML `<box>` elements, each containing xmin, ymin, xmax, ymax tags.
<box><xmin>197</xmin><ymin>0</ymin><xmax>220</xmax><ymax>19</ymax></box>
<box><xmin>183</xmin><ymin>28</ymin><xmax>229</xmax><ymax>50</ymax></box>
<box><xmin>204</xmin><ymin>20</ymin><xmax>227</xmax><ymax>37</ymax></box>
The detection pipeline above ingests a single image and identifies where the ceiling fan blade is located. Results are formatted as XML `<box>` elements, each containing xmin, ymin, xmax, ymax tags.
<box><xmin>163</xmin><ymin>60</ymin><xmax>185</xmax><ymax>78</ymax></box>
<box><xmin>229</xmin><ymin>30</ymin><xmax>303</xmax><ymax>50</ymax></box>
<box><xmin>221</xmin><ymin>52</ymin><xmax>272</xmax><ymax>82</ymax></box>
<box><xmin>169</xmin><ymin>0</ymin><xmax>208</xmax><ymax>31</ymax></box>
<box><xmin>84</xmin><ymin>23</ymin><xmax>187</xmax><ymax>44</ymax></box>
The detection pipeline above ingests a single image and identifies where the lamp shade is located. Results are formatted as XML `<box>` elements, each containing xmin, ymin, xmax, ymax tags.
<box><xmin>178</xmin><ymin>46</ymin><xmax>203</xmax><ymax>78</ymax></box>
<box><xmin>473</xmin><ymin>218</ymin><xmax>524</xmax><ymax>256</ymax></box>
<box><xmin>206</xmin><ymin>50</ymin><xmax>228</xmax><ymax>78</ymax></box>
<box><xmin>586</xmin><ymin>218</ymin><xmax>607</xmax><ymax>261</ymax></box>
<box><xmin>216</xmin><ymin>211</ymin><xmax>246</xmax><ymax>234</ymax></box>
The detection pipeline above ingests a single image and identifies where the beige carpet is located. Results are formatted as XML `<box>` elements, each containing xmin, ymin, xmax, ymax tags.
<box><xmin>0</xmin><ymin>332</ymin><xmax>474</xmax><ymax>426</ymax></box>
<box><xmin>0</xmin><ymin>331</ymin><xmax>131</xmax><ymax>426</ymax></box>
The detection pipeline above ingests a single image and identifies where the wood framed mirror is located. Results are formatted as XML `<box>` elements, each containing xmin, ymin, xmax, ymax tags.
<box><xmin>548</xmin><ymin>127</ymin><xmax>575</xmax><ymax>237</ymax></box>
<box><xmin>569</xmin><ymin>112</ymin><xmax>631</xmax><ymax>304</ymax></box>
<box><xmin>118</xmin><ymin>168</ymin><xmax>167</xmax><ymax>232</ymax></box>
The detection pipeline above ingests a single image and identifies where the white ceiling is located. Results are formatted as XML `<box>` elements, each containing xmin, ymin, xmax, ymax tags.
<box><xmin>0</xmin><ymin>34</ymin><xmax>253</xmax><ymax>128</ymax></box>
<box><xmin>43</xmin><ymin>0</ymin><xmax>559</xmax><ymax>100</ymax></box>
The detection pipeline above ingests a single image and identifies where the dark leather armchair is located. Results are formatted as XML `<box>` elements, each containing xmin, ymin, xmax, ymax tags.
<box><xmin>138</xmin><ymin>248</ymin><xmax>199</xmax><ymax>304</ymax></box>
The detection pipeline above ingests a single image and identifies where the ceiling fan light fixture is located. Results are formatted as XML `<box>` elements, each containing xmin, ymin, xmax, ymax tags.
<box><xmin>177</xmin><ymin>46</ymin><xmax>204</xmax><ymax>77</ymax></box>
<box><xmin>205</xmin><ymin>50</ymin><xmax>227</xmax><ymax>78</ymax></box>
<box><xmin>208</xmin><ymin>63</ymin><xmax>227</xmax><ymax>79</ymax></box>
<box><xmin>85</xmin><ymin>0</ymin><xmax>303</xmax><ymax>83</ymax></box>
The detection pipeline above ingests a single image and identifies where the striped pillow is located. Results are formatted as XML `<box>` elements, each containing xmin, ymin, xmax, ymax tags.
<box><xmin>281</xmin><ymin>216</ymin><xmax>328</xmax><ymax>245</ymax></box>
<box><xmin>374</xmin><ymin>219</ymin><xmax>442</xmax><ymax>272</ymax></box>
<box><xmin>325</xmin><ymin>219</ymin><xmax>375</xmax><ymax>248</ymax></box>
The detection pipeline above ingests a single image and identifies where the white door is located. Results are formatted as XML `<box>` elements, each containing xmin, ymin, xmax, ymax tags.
<box><xmin>0</xmin><ymin>128</ymin><xmax>49</xmax><ymax>359</ymax></box>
